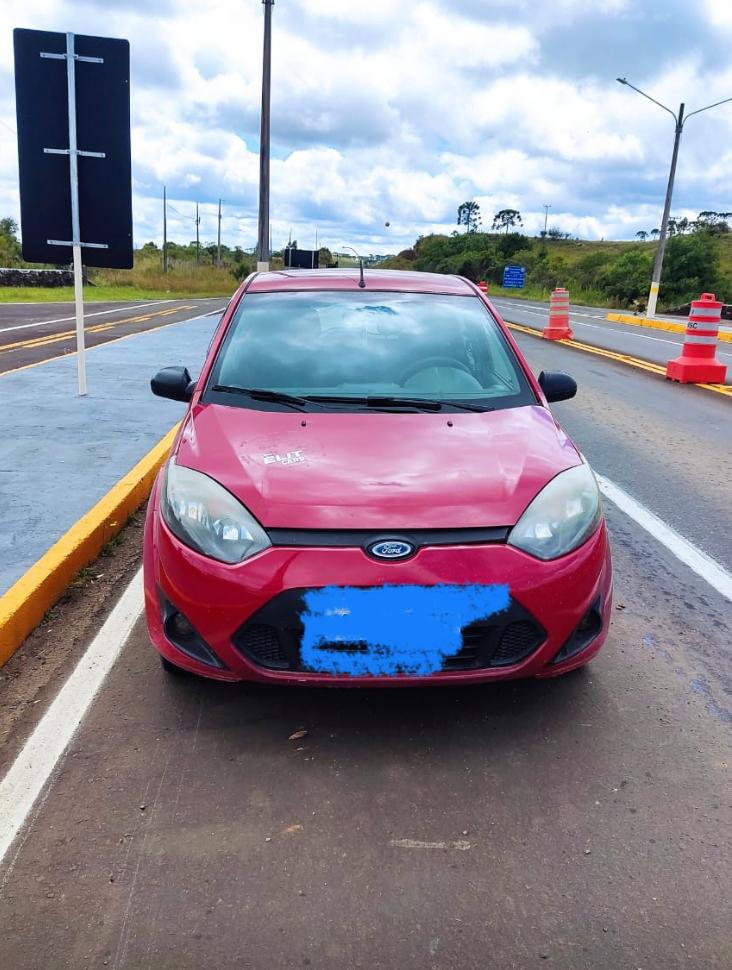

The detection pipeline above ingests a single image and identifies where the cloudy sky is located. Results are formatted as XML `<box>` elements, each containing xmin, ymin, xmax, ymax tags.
<box><xmin>1</xmin><ymin>0</ymin><xmax>732</xmax><ymax>255</ymax></box>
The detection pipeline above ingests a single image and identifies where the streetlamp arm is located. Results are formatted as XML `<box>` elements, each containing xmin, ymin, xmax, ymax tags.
<box><xmin>616</xmin><ymin>78</ymin><xmax>678</xmax><ymax>124</ymax></box>
<box><xmin>685</xmin><ymin>94</ymin><xmax>732</xmax><ymax>121</ymax></box>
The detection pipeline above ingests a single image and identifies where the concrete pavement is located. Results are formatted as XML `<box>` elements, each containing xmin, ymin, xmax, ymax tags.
<box><xmin>0</xmin><ymin>309</ymin><xmax>221</xmax><ymax>595</ymax></box>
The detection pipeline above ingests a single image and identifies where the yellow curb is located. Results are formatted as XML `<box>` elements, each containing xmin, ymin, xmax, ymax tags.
<box><xmin>0</xmin><ymin>424</ymin><xmax>179</xmax><ymax>667</ymax></box>
<box><xmin>505</xmin><ymin>321</ymin><xmax>732</xmax><ymax>399</ymax></box>
<box><xmin>606</xmin><ymin>312</ymin><xmax>732</xmax><ymax>343</ymax></box>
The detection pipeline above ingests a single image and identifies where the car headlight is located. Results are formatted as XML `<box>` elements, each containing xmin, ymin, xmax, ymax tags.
<box><xmin>160</xmin><ymin>461</ymin><xmax>271</xmax><ymax>564</ymax></box>
<box><xmin>508</xmin><ymin>463</ymin><xmax>602</xmax><ymax>560</ymax></box>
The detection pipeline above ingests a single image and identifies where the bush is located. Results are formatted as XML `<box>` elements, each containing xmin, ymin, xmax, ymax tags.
<box><xmin>660</xmin><ymin>233</ymin><xmax>719</xmax><ymax>304</ymax></box>
<box><xmin>598</xmin><ymin>248</ymin><xmax>653</xmax><ymax>304</ymax></box>
<box><xmin>497</xmin><ymin>233</ymin><xmax>528</xmax><ymax>260</ymax></box>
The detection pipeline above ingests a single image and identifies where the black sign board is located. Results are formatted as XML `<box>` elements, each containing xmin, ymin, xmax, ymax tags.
<box><xmin>14</xmin><ymin>28</ymin><xmax>132</xmax><ymax>268</ymax></box>
<box><xmin>284</xmin><ymin>247</ymin><xmax>319</xmax><ymax>269</ymax></box>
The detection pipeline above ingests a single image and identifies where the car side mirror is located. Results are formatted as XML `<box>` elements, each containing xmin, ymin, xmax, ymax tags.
<box><xmin>151</xmin><ymin>366</ymin><xmax>196</xmax><ymax>402</ymax></box>
<box><xmin>538</xmin><ymin>370</ymin><xmax>577</xmax><ymax>403</ymax></box>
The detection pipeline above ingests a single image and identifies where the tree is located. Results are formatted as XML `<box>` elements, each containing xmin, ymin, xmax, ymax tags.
<box><xmin>0</xmin><ymin>216</ymin><xmax>22</xmax><ymax>266</ymax></box>
<box><xmin>660</xmin><ymin>233</ymin><xmax>719</xmax><ymax>303</ymax></box>
<box><xmin>599</xmin><ymin>248</ymin><xmax>653</xmax><ymax>304</ymax></box>
<box><xmin>546</xmin><ymin>226</ymin><xmax>564</xmax><ymax>239</ymax></box>
<box><xmin>492</xmin><ymin>208</ymin><xmax>523</xmax><ymax>234</ymax></box>
<box><xmin>650</xmin><ymin>228</ymin><xmax>660</xmax><ymax>238</ymax></box>
<box><xmin>695</xmin><ymin>210</ymin><xmax>730</xmax><ymax>235</ymax></box>
<box><xmin>457</xmin><ymin>201</ymin><xmax>481</xmax><ymax>234</ymax></box>
<box><xmin>635</xmin><ymin>230</ymin><xmax>648</xmax><ymax>241</ymax></box>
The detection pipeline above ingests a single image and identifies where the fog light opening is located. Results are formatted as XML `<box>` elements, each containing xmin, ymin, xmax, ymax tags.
<box><xmin>159</xmin><ymin>592</ymin><xmax>226</xmax><ymax>670</ymax></box>
<box><xmin>551</xmin><ymin>597</ymin><xmax>602</xmax><ymax>665</ymax></box>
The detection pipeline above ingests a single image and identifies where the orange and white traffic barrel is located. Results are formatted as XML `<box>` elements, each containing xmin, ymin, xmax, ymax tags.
<box><xmin>666</xmin><ymin>292</ymin><xmax>727</xmax><ymax>384</ymax></box>
<box><xmin>478</xmin><ymin>280</ymin><xmax>488</xmax><ymax>294</ymax></box>
<box><xmin>543</xmin><ymin>287</ymin><xmax>574</xmax><ymax>340</ymax></box>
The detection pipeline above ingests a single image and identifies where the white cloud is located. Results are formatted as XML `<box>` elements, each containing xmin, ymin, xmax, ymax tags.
<box><xmin>0</xmin><ymin>0</ymin><xmax>730</xmax><ymax>254</ymax></box>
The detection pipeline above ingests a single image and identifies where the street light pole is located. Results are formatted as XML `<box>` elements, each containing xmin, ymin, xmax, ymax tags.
<box><xmin>543</xmin><ymin>204</ymin><xmax>551</xmax><ymax>237</ymax></box>
<box><xmin>162</xmin><ymin>185</ymin><xmax>168</xmax><ymax>274</ymax></box>
<box><xmin>257</xmin><ymin>0</ymin><xmax>274</xmax><ymax>272</ymax></box>
<box><xmin>217</xmin><ymin>198</ymin><xmax>223</xmax><ymax>267</ymax></box>
<box><xmin>648</xmin><ymin>103</ymin><xmax>684</xmax><ymax>318</ymax></box>
<box><xmin>195</xmin><ymin>201</ymin><xmax>200</xmax><ymax>265</ymax></box>
<box><xmin>617</xmin><ymin>78</ymin><xmax>732</xmax><ymax>317</ymax></box>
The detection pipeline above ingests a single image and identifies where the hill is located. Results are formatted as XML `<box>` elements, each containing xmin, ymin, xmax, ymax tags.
<box><xmin>383</xmin><ymin>232</ymin><xmax>732</xmax><ymax>310</ymax></box>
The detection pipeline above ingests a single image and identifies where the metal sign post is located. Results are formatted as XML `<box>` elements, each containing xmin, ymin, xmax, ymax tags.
<box><xmin>42</xmin><ymin>34</ymin><xmax>107</xmax><ymax>395</ymax></box>
<box><xmin>14</xmin><ymin>27</ymin><xmax>132</xmax><ymax>395</ymax></box>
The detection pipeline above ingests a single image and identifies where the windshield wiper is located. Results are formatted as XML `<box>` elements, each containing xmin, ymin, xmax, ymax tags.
<box><xmin>306</xmin><ymin>394</ymin><xmax>442</xmax><ymax>411</ymax></box>
<box><xmin>211</xmin><ymin>385</ymin><xmax>310</xmax><ymax>411</ymax></box>
<box><xmin>306</xmin><ymin>395</ymin><xmax>492</xmax><ymax>412</ymax></box>
<box><xmin>434</xmin><ymin>400</ymin><xmax>494</xmax><ymax>412</ymax></box>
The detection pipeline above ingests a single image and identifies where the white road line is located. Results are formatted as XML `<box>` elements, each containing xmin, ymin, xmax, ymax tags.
<box><xmin>0</xmin><ymin>300</ymin><xmax>175</xmax><ymax>335</ymax></box>
<box><xmin>1</xmin><ymin>475</ymin><xmax>731</xmax><ymax>867</ymax></box>
<box><xmin>390</xmin><ymin>838</ymin><xmax>472</xmax><ymax>851</ymax></box>
<box><xmin>497</xmin><ymin>303</ymin><xmax>732</xmax><ymax>360</ymax></box>
<box><xmin>597</xmin><ymin>475</ymin><xmax>732</xmax><ymax>603</ymax></box>
<box><xmin>0</xmin><ymin>570</ymin><xmax>144</xmax><ymax>868</ymax></box>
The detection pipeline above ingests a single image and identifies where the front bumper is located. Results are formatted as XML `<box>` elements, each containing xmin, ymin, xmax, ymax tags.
<box><xmin>143</xmin><ymin>481</ymin><xmax>612</xmax><ymax>685</ymax></box>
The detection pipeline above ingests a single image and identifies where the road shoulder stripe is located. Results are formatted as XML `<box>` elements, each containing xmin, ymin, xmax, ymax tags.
<box><xmin>597</xmin><ymin>475</ymin><xmax>732</xmax><ymax>603</ymax></box>
<box><xmin>0</xmin><ymin>426</ymin><xmax>177</xmax><ymax>667</ymax></box>
<box><xmin>0</xmin><ymin>569</ymin><xmax>144</xmax><ymax>870</ymax></box>
<box><xmin>504</xmin><ymin>321</ymin><xmax>732</xmax><ymax>398</ymax></box>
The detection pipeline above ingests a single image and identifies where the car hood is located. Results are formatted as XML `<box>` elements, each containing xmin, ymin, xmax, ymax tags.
<box><xmin>174</xmin><ymin>403</ymin><xmax>581</xmax><ymax>529</ymax></box>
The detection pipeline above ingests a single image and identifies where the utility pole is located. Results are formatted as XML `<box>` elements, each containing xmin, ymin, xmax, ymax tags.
<box><xmin>648</xmin><ymin>104</ymin><xmax>684</xmax><ymax>318</ymax></box>
<box><xmin>257</xmin><ymin>0</ymin><xmax>274</xmax><ymax>271</ymax></box>
<box><xmin>543</xmin><ymin>204</ymin><xmax>551</xmax><ymax>237</ymax></box>
<box><xmin>617</xmin><ymin>77</ymin><xmax>732</xmax><ymax>317</ymax></box>
<box><xmin>162</xmin><ymin>184</ymin><xmax>168</xmax><ymax>274</ymax></box>
<box><xmin>217</xmin><ymin>198</ymin><xmax>223</xmax><ymax>267</ymax></box>
<box><xmin>195</xmin><ymin>201</ymin><xmax>200</xmax><ymax>265</ymax></box>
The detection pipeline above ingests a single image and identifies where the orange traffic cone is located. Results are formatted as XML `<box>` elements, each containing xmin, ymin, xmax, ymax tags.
<box><xmin>666</xmin><ymin>293</ymin><xmax>727</xmax><ymax>384</ymax></box>
<box><xmin>543</xmin><ymin>288</ymin><xmax>573</xmax><ymax>340</ymax></box>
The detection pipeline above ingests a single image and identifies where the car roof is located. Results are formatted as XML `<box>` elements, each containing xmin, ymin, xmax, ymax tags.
<box><xmin>246</xmin><ymin>268</ymin><xmax>475</xmax><ymax>295</ymax></box>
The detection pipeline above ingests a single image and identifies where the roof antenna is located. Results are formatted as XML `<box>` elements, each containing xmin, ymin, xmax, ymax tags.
<box><xmin>341</xmin><ymin>245</ymin><xmax>366</xmax><ymax>287</ymax></box>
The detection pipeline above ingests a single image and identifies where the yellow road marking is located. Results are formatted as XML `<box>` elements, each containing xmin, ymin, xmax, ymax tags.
<box><xmin>606</xmin><ymin>311</ymin><xmax>732</xmax><ymax>343</ymax></box>
<box><xmin>0</xmin><ymin>305</ymin><xmax>197</xmax><ymax>355</ymax></box>
<box><xmin>0</xmin><ymin>311</ymin><xmax>214</xmax><ymax>378</ymax></box>
<box><xmin>0</xmin><ymin>425</ymin><xmax>179</xmax><ymax>666</ymax></box>
<box><xmin>505</xmin><ymin>321</ymin><xmax>732</xmax><ymax>399</ymax></box>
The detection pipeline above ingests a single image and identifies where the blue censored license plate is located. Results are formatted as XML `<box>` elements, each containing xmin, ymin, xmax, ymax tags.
<box><xmin>300</xmin><ymin>583</ymin><xmax>510</xmax><ymax>676</ymax></box>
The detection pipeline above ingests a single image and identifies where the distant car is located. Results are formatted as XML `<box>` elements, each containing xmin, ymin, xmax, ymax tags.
<box><xmin>144</xmin><ymin>269</ymin><xmax>612</xmax><ymax>684</ymax></box>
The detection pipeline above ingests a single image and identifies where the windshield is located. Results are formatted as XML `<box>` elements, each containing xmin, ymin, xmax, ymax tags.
<box><xmin>205</xmin><ymin>290</ymin><xmax>535</xmax><ymax>411</ymax></box>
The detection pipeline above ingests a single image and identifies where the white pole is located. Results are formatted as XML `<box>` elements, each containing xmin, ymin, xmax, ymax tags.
<box><xmin>72</xmin><ymin>244</ymin><xmax>86</xmax><ymax>395</ymax></box>
<box><xmin>66</xmin><ymin>32</ymin><xmax>86</xmax><ymax>396</ymax></box>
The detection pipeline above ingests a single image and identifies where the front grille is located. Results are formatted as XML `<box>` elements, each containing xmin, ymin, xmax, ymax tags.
<box><xmin>493</xmin><ymin>621</ymin><xmax>544</xmax><ymax>666</ymax></box>
<box><xmin>232</xmin><ymin>588</ymin><xmax>545</xmax><ymax>675</ymax></box>
<box><xmin>238</xmin><ymin>623</ymin><xmax>290</xmax><ymax>670</ymax></box>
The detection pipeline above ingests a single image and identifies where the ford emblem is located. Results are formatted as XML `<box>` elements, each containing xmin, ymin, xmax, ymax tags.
<box><xmin>368</xmin><ymin>539</ymin><xmax>415</xmax><ymax>561</ymax></box>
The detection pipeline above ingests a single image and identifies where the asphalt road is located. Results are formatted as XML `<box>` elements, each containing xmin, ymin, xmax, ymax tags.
<box><xmin>0</xmin><ymin>331</ymin><xmax>730</xmax><ymax>969</ymax></box>
<box><xmin>0</xmin><ymin>298</ymin><xmax>229</xmax><ymax>373</ymax></box>
<box><xmin>491</xmin><ymin>296</ymin><xmax>732</xmax><ymax>382</ymax></box>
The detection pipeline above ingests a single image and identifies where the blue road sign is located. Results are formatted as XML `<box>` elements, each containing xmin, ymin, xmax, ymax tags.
<box><xmin>502</xmin><ymin>265</ymin><xmax>526</xmax><ymax>288</ymax></box>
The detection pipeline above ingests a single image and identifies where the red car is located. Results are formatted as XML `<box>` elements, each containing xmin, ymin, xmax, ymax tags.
<box><xmin>144</xmin><ymin>269</ymin><xmax>611</xmax><ymax>684</ymax></box>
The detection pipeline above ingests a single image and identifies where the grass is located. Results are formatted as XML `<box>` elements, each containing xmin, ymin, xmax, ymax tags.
<box><xmin>484</xmin><ymin>283</ymin><xmax>607</xmax><ymax>305</ymax></box>
<box><xmin>0</xmin><ymin>284</ymin><xmax>233</xmax><ymax>303</ymax></box>
<box><xmin>0</xmin><ymin>258</ymin><xmax>239</xmax><ymax>303</ymax></box>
